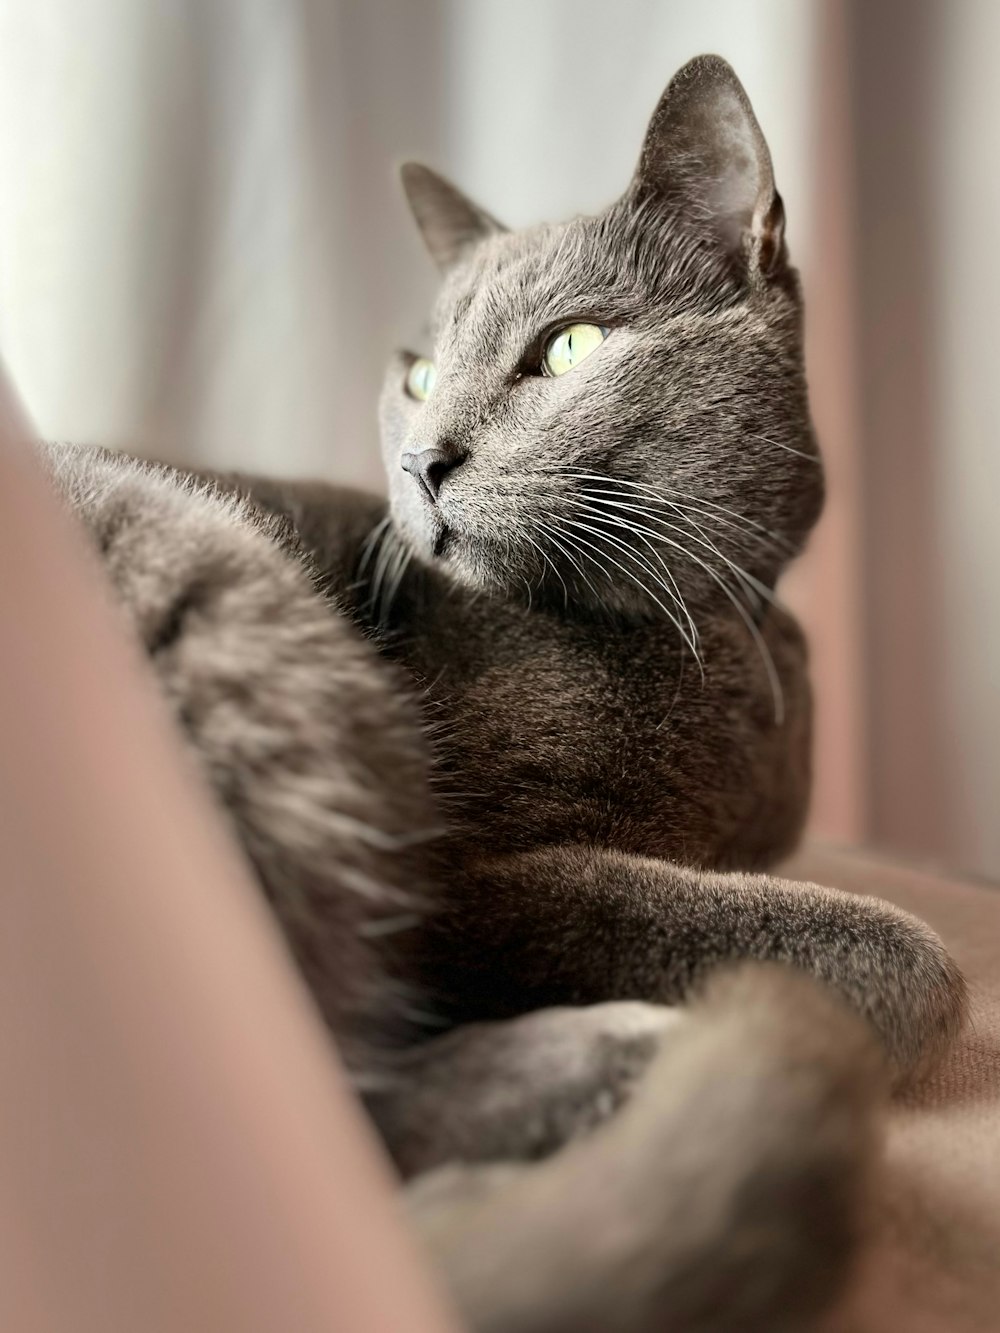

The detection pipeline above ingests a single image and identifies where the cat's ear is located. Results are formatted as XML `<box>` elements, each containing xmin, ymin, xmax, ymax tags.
<box><xmin>400</xmin><ymin>163</ymin><xmax>506</xmax><ymax>272</ymax></box>
<box><xmin>632</xmin><ymin>55</ymin><xmax>785</xmax><ymax>277</ymax></box>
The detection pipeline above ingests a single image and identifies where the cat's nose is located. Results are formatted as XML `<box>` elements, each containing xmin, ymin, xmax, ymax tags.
<box><xmin>400</xmin><ymin>447</ymin><xmax>463</xmax><ymax>504</ymax></box>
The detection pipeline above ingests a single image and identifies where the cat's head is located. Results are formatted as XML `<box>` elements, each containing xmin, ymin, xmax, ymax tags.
<box><xmin>379</xmin><ymin>55</ymin><xmax>822</xmax><ymax>627</ymax></box>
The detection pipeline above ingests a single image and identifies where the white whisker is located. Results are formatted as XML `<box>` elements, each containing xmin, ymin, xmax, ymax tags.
<box><xmin>541</xmin><ymin>517</ymin><xmax>607</xmax><ymax>604</ymax></box>
<box><xmin>578</xmin><ymin>491</ymin><xmax>778</xmax><ymax>610</ymax></box>
<box><xmin>357</xmin><ymin>514</ymin><xmax>391</xmax><ymax>575</ymax></box>
<box><xmin>555</xmin><ymin>515</ymin><xmax>702</xmax><ymax>662</ymax></box>
<box><xmin>525</xmin><ymin>526</ymin><xmax>570</xmax><ymax>610</ymax></box>
<box><xmin>747</xmin><ymin>432</ymin><xmax>820</xmax><ymax>464</ymax></box>
<box><xmin>567</xmin><ymin>496</ymin><xmax>784</xmax><ymax>722</ymax></box>
<box><xmin>559</xmin><ymin>469</ymin><xmax>796</xmax><ymax>555</ymax></box>
<box><xmin>563</xmin><ymin>497</ymin><xmax>701</xmax><ymax>655</ymax></box>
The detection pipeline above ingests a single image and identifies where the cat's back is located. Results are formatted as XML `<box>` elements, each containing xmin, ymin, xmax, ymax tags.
<box><xmin>42</xmin><ymin>444</ymin><xmax>440</xmax><ymax>1070</ymax></box>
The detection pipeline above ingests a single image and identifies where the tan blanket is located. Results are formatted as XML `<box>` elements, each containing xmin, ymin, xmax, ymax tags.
<box><xmin>783</xmin><ymin>846</ymin><xmax>1000</xmax><ymax>1333</ymax></box>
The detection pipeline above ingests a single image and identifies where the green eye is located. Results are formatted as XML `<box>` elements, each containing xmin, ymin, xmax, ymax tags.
<box><xmin>406</xmin><ymin>357</ymin><xmax>437</xmax><ymax>401</ymax></box>
<box><xmin>542</xmin><ymin>322</ymin><xmax>609</xmax><ymax>377</ymax></box>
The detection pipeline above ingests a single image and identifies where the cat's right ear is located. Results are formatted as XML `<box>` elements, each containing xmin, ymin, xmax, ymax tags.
<box><xmin>400</xmin><ymin>163</ymin><xmax>505</xmax><ymax>273</ymax></box>
<box><xmin>631</xmin><ymin>55</ymin><xmax>785</xmax><ymax>278</ymax></box>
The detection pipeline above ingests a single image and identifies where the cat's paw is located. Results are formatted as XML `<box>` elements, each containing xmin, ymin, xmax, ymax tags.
<box><xmin>866</xmin><ymin>909</ymin><xmax>967</xmax><ymax>1081</ymax></box>
<box><xmin>806</xmin><ymin>889</ymin><xmax>967</xmax><ymax>1083</ymax></box>
<box><xmin>369</xmin><ymin>1000</ymin><xmax>681</xmax><ymax>1177</ymax></box>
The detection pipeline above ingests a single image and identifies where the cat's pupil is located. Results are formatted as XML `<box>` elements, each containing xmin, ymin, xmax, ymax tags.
<box><xmin>543</xmin><ymin>322</ymin><xmax>608</xmax><ymax>377</ymax></box>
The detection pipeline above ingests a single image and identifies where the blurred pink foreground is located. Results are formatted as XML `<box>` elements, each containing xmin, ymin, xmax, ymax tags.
<box><xmin>0</xmin><ymin>369</ymin><xmax>458</xmax><ymax>1331</ymax></box>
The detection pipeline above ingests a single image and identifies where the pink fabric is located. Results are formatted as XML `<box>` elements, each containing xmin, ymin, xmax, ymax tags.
<box><xmin>0</xmin><ymin>383</ymin><xmax>459</xmax><ymax>1333</ymax></box>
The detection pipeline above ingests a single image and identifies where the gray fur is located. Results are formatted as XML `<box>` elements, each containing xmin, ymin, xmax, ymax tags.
<box><xmin>400</xmin><ymin>161</ymin><xmax>506</xmax><ymax>272</ymax></box>
<box><xmin>407</xmin><ymin>965</ymin><xmax>886</xmax><ymax>1333</ymax></box>
<box><xmin>369</xmin><ymin>1000</ymin><xmax>682</xmax><ymax>1177</ymax></box>
<box><xmin>39</xmin><ymin>54</ymin><xmax>966</xmax><ymax>1333</ymax></box>
<box><xmin>44</xmin><ymin>442</ymin><xmax>438</xmax><ymax>1075</ymax></box>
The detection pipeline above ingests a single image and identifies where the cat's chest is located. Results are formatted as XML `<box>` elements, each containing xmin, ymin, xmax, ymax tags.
<box><xmin>392</xmin><ymin>594</ymin><xmax>805</xmax><ymax>864</ymax></box>
<box><xmin>394</xmin><ymin>597</ymin><xmax>725</xmax><ymax>842</ymax></box>
<box><xmin>435</xmin><ymin>631</ymin><xmax>662</xmax><ymax>796</ymax></box>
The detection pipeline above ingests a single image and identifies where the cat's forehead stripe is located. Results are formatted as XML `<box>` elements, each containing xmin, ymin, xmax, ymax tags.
<box><xmin>432</xmin><ymin>209</ymin><xmax>744</xmax><ymax>360</ymax></box>
<box><xmin>437</xmin><ymin>224</ymin><xmax>619</xmax><ymax>352</ymax></box>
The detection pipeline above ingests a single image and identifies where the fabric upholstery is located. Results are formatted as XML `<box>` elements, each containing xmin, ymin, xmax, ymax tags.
<box><xmin>785</xmin><ymin>845</ymin><xmax>1000</xmax><ymax>1332</ymax></box>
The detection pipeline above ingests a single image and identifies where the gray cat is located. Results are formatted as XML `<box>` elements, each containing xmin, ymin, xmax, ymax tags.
<box><xmin>42</xmin><ymin>56</ymin><xmax>965</xmax><ymax>1333</ymax></box>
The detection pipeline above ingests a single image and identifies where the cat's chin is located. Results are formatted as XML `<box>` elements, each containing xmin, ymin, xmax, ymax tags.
<box><xmin>395</xmin><ymin>511</ymin><xmax>553</xmax><ymax>600</ymax></box>
<box><xmin>395</xmin><ymin>514</ymin><xmax>474</xmax><ymax>585</ymax></box>
<box><xmin>401</xmin><ymin>519</ymin><xmax>453</xmax><ymax>567</ymax></box>
<box><xmin>404</xmin><ymin>523</ymin><xmax>501</xmax><ymax>592</ymax></box>
<box><xmin>431</xmin><ymin>525</ymin><xmax>451</xmax><ymax>559</ymax></box>
<box><xmin>390</xmin><ymin>497</ymin><xmax>449</xmax><ymax>561</ymax></box>
<box><xmin>421</xmin><ymin>529</ymin><xmax>482</xmax><ymax>585</ymax></box>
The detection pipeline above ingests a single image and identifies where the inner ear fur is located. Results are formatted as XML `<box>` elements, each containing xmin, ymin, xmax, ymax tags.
<box><xmin>631</xmin><ymin>54</ymin><xmax>786</xmax><ymax>277</ymax></box>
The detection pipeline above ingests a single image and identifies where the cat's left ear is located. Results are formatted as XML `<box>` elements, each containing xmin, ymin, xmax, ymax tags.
<box><xmin>632</xmin><ymin>55</ymin><xmax>785</xmax><ymax>277</ymax></box>
<box><xmin>400</xmin><ymin>163</ymin><xmax>506</xmax><ymax>272</ymax></box>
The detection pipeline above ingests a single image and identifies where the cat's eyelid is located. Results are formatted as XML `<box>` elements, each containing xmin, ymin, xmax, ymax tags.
<box><xmin>537</xmin><ymin>315</ymin><xmax>615</xmax><ymax>344</ymax></box>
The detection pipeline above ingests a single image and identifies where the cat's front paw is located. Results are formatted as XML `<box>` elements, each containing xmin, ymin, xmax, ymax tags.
<box><xmin>807</xmin><ymin>890</ymin><xmax>967</xmax><ymax>1082</ymax></box>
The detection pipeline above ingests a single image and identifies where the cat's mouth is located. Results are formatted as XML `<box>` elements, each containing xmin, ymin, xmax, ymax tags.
<box><xmin>432</xmin><ymin>525</ymin><xmax>451</xmax><ymax>558</ymax></box>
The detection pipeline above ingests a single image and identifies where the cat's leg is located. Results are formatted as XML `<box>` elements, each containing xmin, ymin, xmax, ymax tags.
<box><xmin>405</xmin><ymin>965</ymin><xmax>885</xmax><ymax>1333</ymax></box>
<box><xmin>367</xmin><ymin>1000</ymin><xmax>681</xmax><ymax>1177</ymax></box>
<box><xmin>154</xmin><ymin>459</ymin><xmax>389</xmax><ymax>599</ymax></box>
<box><xmin>41</xmin><ymin>444</ymin><xmax>438</xmax><ymax>1069</ymax></box>
<box><xmin>424</xmin><ymin>845</ymin><xmax>966</xmax><ymax>1080</ymax></box>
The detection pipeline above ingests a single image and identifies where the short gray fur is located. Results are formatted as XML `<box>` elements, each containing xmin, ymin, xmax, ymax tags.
<box><xmin>40</xmin><ymin>55</ymin><xmax>965</xmax><ymax>1333</ymax></box>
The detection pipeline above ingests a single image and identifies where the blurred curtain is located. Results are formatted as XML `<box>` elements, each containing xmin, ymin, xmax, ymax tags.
<box><xmin>7</xmin><ymin>0</ymin><xmax>995</xmax><ymax>877</ymax></box>
<box><xmin>0</xmin><ymin>0</ymin><xmax>818</xmax><ymax>483</ymax></box>
<box><xmin>845</xmin><ymin>0</ymin><xmax>1000</xmax><ymax>877</ymax></box>
<box><xmin>0</xmin><ymin>0</ymin><xmax>863</xmax><ymax>846</ymax></box>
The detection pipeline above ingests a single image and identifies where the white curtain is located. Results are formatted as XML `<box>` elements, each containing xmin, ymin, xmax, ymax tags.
<box><xmin>0</xmin><ymin>0</ymin><xmax>816</xmax><ymax>492</ymax></box>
